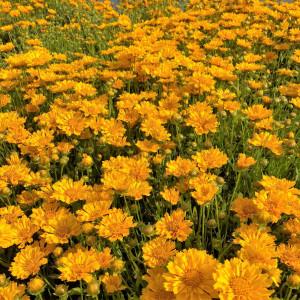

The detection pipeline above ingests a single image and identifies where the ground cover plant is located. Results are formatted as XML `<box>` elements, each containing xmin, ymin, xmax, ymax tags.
<box><xmin>0</xmin><ymin>0</ymin><xmax>300</xmax><ymax>299</ymax></box>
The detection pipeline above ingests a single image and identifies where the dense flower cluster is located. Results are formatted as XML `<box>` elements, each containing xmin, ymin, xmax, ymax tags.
<box><xmin>0</xmin><ymin>0</ymin><xmax>299</xmax><ymax>299</ymax></box>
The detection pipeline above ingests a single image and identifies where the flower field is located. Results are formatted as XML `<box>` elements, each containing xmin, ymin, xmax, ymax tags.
<box><xmin>0</xmin><ymin>0</ymin><xmax>300</xmax><ymax>298</ymax></box>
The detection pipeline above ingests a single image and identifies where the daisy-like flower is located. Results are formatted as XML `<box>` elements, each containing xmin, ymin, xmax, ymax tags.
<box><xmin>160</xmin><ymin>187</ymin><xmax>180</xmax><ymax>205</ymax></box>
<box><xmin>165</xmin><ymin>156</ymin><xmax>196</xmax><ymax>178</ymax></box>
<box><xmin>277</xmin><ymin>243</ymin><xmax>300</xmax><ymax>274</ymax></box>
<box><xmin>76</xmin><ymin>201</ymin><xmax>112</xmax><ymax>222</ymax></box>
<box><xmin>58</xmin><ymin>247</ymin><xmax>102</xmax><ymax>283</ymax></box>
<box><xmin>41</xmin><ymin>213</ymin><xmax>81</xmax><ymax>244</ymax></box>
<box><xmin>0</xmin><ymin>205</ymin><xmax>23</xmax><ymax>224</ymax></box>
<box><xmin>163</xmin><ymin>248</ymin><xmax>218</xmax><ymax>300</ymax></box>
<box><xmin>0</xmin><ymin>218</ymin><xmax>14</xmax><ymax>248</ymax></box>
<box><xmin>213</xmin><ymin>258</ymin><xmax>273</xmax><ymax>300</ymax></box>
<box><xmin>0</xmin><ymin>281</ymin><xmax>29</xmax><ymax>300</ymax></box>
<box><xmin>96</xmin><ymin>208</ymin><xmax>137</xmax><ymax>242</ymax></box>
<box><xmin>155</xmin><ymin>209</ymin><xmax>193</xmax><ymax>242</ymax></box>
<box><xmin>191</xmin><ymin>183</ymin><xmax>218</xmax><ymax>205</ymax></box>
<box><xmin>51</xmin><ymin>178</ymin><xmax>91</xmax><ymax>204</ymax></box>
<box><xmin>236</xmin><ymin>154</ymin><xmax>256</xmax><ymax>170</ymax></box>
<box><xmin>192</xmin><ymin>148</ymin><xmax>228</xmax><ymax>172</ymax></box>
<box><xmin>231</xmin><ymin>197</ymin><xmax>258</xmax><ymax>222</ymax></box>
<box><xmin>248</xmin><ymin>132</ymin><xmax>284</xmax><ymax>155</ymax></box>
<box><xmin>142</xmin><ymin>237</ymin><xmax>177</xmax><ymax>268</ymax></box>
<box><xmin>11</xmin><ymin>215</ymin><xmax>39</xmax><ymax>248</ymax></box>
<box><xmin>9</xmin><ymin>245</ymin><xmax>47</xmax><ymax>279</ymax></box>
<box><xmin>141</xmin><ymin>267</ymin><xmax>176</xmax><ymax>300</ymax></box>
<box><xmin>242</xmin><ymin>104</ymin><xmax>272</xmax><ymax>120</ymax></box>
<box><xmin>101</xmin><ymin>273</ymin><xmax>126</xmax><ymax>294</ymax></box>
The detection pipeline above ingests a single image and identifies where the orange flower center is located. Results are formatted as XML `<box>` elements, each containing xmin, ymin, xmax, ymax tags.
<box><xmin>230</xmin><ymin>277</ymin><xmax>252</xmax><ymax>296</ymax></box>
<box><xmin>183</xmin><ymin>269</ymin><xmax>203</xmax><ymax>288</ymax></box>
<box><xmin>165</xmin><ymin>221</ymin><xmax>180</xmax><ymax>233</ymax></box>
<box><xmin>56</xmin><ymin>226</ymin><xmax>71</xmax><ymax>238</ymax></box>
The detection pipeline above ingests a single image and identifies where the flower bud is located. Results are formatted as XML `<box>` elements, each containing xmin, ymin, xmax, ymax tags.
<box><xmin>0</xmin><ymin>274</ymin><xmax>6</xmax><ymax>287</ymax></box>
<box><xmin>287</xmin><ymin>274</ymin><xmax>300</xmax><ymax>289</ymax></box>
<box><xmin>143</xmin><ymin>224</ymin><xmax>154</xmax><ymax>236</ymax></box>
<box><xmin>27</xmin><ymin>277</ymin><xmax>44</xmax><ymax>294</ymax></box>
<box><xmin>87</xmin><ymin>281</ymin><xmax>100</xmax><ymax>295</ymax></box>
<box><xmin>110</xmin><ymin>258</ymin><xmax>124</xmax><ymax>272</ymax></box>
<box><xmin>55</xmin><ymin>284</ymin><xmax>68</xmax><ymax>296</ymax></box>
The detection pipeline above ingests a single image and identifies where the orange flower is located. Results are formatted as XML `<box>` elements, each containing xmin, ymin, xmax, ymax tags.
<box><xmin>155</xmin><ymin>209</ymin><xmax>193</xmax><ymax>241</ymax></box>
<box><xmin>236</xmin><ymin>154</ymin><xmax>256</xmax><ymax>170</ymax></box>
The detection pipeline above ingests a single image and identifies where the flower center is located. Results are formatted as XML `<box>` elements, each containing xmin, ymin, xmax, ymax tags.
<box><xmin>165</xmin><ymin>221</ymin><xmax>180</xmax><ymax>232</ymax></box>
<box><xmin>230</xmin><ymin>277</ymin><xmax>252</xmax><ymax>296</ymax></box>
<box><xmin>56</xmin><ymin>226</ymin><xmax>71</xmax><ymax>238</ymax></box>
<box><xmin>183</xmin><ymin>269</ymin><xmax>203</xmax><ymax>288</ymax></box>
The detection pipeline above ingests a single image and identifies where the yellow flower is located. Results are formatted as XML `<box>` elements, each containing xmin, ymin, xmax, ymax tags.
<box><xmin>58</xmin><ymin>247</ymin><xmax>102</xmax><ymax>283</ymax></box>
<box><xmin>236</xmin><ymin>154</ymin><xmax>256</xmax><ymax>170</ymax></box>
<box><xmin>141</xmin><ymin>267</ymin><xmax>176</xmax><ymax>300</ymax></box>
<box><xmin>231</xmin><ymin>197</ymin><xmax>258</xmax><ymax>222</ymax></box>
<box><xmin>41</xmin><ymin>213</ymin><xmax>81</xmax><ymax>244</ymax></box>
<box><xmin>155</xmin><ymin>209</ymin><xmax>193</xmax><ymax>241</ymax></box>
<box><xmin>163</xmin><ymin>248</ymin><xmax>218</xmax><ymax>300</ymax></box>
<box><xmin>11</xmin><ymin>215</ymin><xmax>39</xmax><ymax>248</ymax></box>
<box><xmin>0</xmin><ymin>218</ymin><xmax>14</xmax><ymax>248</ymax></box>
<box><xmin>96</xmin><ymin>208</ymin><xmax>137</xmax><ymax>242</ymax></box>
<box><xmin>142</xmin><ymin>237</ymin><xmax>177</xmax><ymax>268</ymax></box>
<box><xmin>10</xmin><ymin>245</ymin><xmax>47</xmax><ymax>279</ymax></box>
<box><xmin>51</xmin><ymin>178</ymin><xmax>91</xmax><ymax>204</ymax></box>
<box><xmin>192</xmin><ymin>148</ymin><xmax>228</xmax><ymax>172</ymax></box>
<box><xmin>213</xmin><ymin>258</ymin><xmax>274</xmax><ymax>300</ymax></box>
<box><xmin>101</xmin><ymin>273</ymin><xmax>126</xmax><ymax>294</ymax></box>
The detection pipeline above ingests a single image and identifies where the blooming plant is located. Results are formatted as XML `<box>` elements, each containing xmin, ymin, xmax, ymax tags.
<box><xmin>0</xmin><ymin>0</ymin><xmax>299</xmax><ymax>299</ymax></box>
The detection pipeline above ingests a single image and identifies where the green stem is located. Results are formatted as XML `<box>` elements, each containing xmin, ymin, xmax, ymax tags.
<box><xmin>80</xmin><ymin>279</ymin><xmax>84</xmax><ymax>300</ymax></box>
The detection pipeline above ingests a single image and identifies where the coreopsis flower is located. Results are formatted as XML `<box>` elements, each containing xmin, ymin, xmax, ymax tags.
<box><xmin>165</xmin><ymin>156</ymin><xmax>196</xmax><ymax>177</ymax></box>
<box><xmin>140</xmin><ymin>117</ymin><xmax>171</xmax><ymax>142</ymax></box>
<box><xmin>74</xmin><ymin>82</ymin><xmax>97</xmax><ymax>97</ymax></box>
<box><xmin>101</xmin><ymin>273</ymin><xmax>126</xmax><ymax>294</ymax></box>
<box><xmin>51</xmin><ymin>178</ymin><xmax>91</xmax><ymax>204</ymax></box>
<box><xmin>185</xmin><ymin>102</ymin><xmax>219</xmax><ymax>135</ymax></box>
<box><xmin>253</xmin><ymin>190</ymin><xmax>288</xmax><ymax>223</ymax></box>
<box><xmin>233</xmin><ymin>223</ymin><xmax>276</xmax><ymax>249</ymax></box>
<box><xmin>0</xmin><ymin>281</ymin><xmax>29</xmax><ymax>300</ymax></box>
<box><xmin>192</xmin><ymin>148</ymin><xmax>228</xmax><ymax>172</ymax></box>
<box><xmin>142</xmin><ymin>237</ymin><xmax>177</xmax><ymax>268</ymax></box>
<box><xmin>190</xmin><ymin>71</ymin><xmax>216</xmax><ymax>94</ymax></box>
<box><xmin>236</xmin><ymin>154</ymin><xmax>256</xmax><ymax>170</ymax></box>
<box><xmin>0</xmin><ymin>42</ymin><xmax>15</xmax><ymax>52</ymax></box>
<box><xmin>192</xmin><ymin>183</ymin><xmax>218</xmax><ymax>205</ymax></box>
<box><xmin>160</xmin><ymin>187</ymin><xmax>180</xmax><ymax>205</ymax></box>
<box><xmin>31</xmin><ymin>202</ymin><xmax>69</xmax><ymax>227</ymax></box>
<box><xmin>9</xmin><ymin>245</ymin><xmax>47</xmax><ymax>279</ymax></box>
<box><xmin>96</xmin><ymin>208</ymin><xmax>137</xmax><ymax>242</ymax></box>
<box><xmin>41</xmin><ymin>213</ymin><xmax>81</xmax><ymax>244</ymax></box>
<box><xmin>213</xmin><ymin>258</ymin><xmax>274</xmax><ymax>300</ymax></box>
<box><xmin>76</xmin><ymin>201</ymin><xmax>112</xmax><ymax>222</ymax></box>
<box><xmin>248</xmin><ymin>132</ymin><xmax>284</xmax><ymax>155</ymax></box>
<box><xmin>155</xmin><ymin>209</ymin><xmax>193</xmax><ymax>241</ymax></box>
<box><xmin>0</xmin><ymin>205</ymin><xmax>23</xmax><ymax>224</ymax></box>
<box><xmin>0</xmin><ymin>218</ymin><xmax>14</xmax><ymax>248</ymax></box>
<box><xmin>242</xmin><ymin>104</ymin><xmax>272</xmax><ymax>120</ymax></box>
<box><xmin>136</xmin><ymin>139</ymin><xmax>161</xmax><ymax>153</ymax></box>
<box><xmin>141</xmin><ymin>267</ymin><xmax>176</xmax><ymax>300</ymax></box>
<box><xmin>58</xmin><ymin>247</ymin><xmax>102</xmax><ymax>283</ymax></box>
<box><xmin>258</xmin><ymin>175</ymin><xmax>299</xmax><ymax>195</ymax></box>
<box><xmin>237</xmin><ymin>244</ymin><xmax>281</xmax><ymax>287</ymax></box>
<box><xmin>163</xmin><ymin>249</ymin><xmax>218</xmax><ymax>300</ymax></box>
<box><xmin>231</xmin><ymin>197</ymin><xmax>258</xmax><ymax>222</ymax></box>
<box><xmin>283</xmin><ymin>218</ymin><xmax>300</xmax><ymax>236</ymax></box>
<box><xmin>11</xmin><ymin>215</ymin><xmax>39</xmax><ymax>248</ymax></box>
<box><xmin>277</xmin><ymin>243</ymin><xmax>300</xmax><ymax>274</ymax></box>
